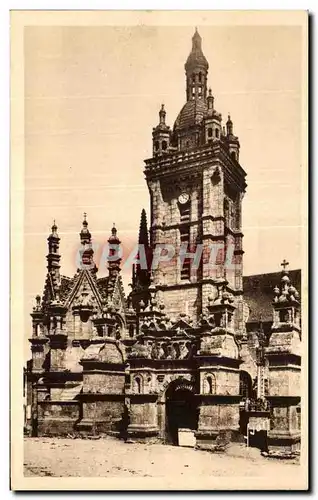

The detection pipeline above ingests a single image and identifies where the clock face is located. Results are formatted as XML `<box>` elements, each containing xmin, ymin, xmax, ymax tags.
<box><xmin>178</xmin><ymin>192</ymin><xmax>190</xmax><ymax>205</ymax></box>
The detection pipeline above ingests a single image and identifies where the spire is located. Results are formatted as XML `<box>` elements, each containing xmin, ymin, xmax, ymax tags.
<box><xmin>107</xmin><ymin>223</ymin><xmax>122</xmax><ymax>279</ymax></box>
<box><xmin>185</xmin><ymin>28</ymin><xmax>208</xmax><ymax>102</ymax></box>
<box><xmin>193</xmin><ymin>27</ymin><xmax>201</xmax><ymax>45</ymax></box>
<box><xmin>47</xmin><ymin>220</ymin><xmax>61</xmax><ymax>277</ymax></box>
<box><xmin>152</xmin><ymin>104</ymin><xmax>170</xmax><ymax>155</ymax></box>
<box><xmin>185</xmin><ymin>28</ymin><xmax>208</xmax><ymax>72</ymax></box>
<box><xmin>138</xmin><ymin>209</ymin><xmax>149</xmax><ymax>247</ymax></box>
<box><xmin>79</xmin><ymin>213</ymin><xmax>97</xmax><ymax>272</ymax></box>
<box><xmin>80</xmin><ymin>212</ymin><xmax>91</xmax><ymax>245</ymax></box>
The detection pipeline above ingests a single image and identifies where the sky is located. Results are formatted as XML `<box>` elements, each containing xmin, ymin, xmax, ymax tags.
<box><xmin>23</xmin><ymin>23</ymin><xmax>305</xmax><ymax>357</ymax></box>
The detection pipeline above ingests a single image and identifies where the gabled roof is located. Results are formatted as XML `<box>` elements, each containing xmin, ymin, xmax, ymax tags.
<box><xmin>64</xmin><ymin>269</ymin><xmax>104</xmax><ymax>311</ymax></box>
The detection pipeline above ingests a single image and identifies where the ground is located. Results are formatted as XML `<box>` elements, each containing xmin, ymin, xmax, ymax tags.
<box><xmin>24</xmin><ymin>437</ymin><xmax>300</xmax><ymax>479</ymax></box>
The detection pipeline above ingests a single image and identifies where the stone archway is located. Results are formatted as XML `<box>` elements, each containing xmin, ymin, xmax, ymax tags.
<box><xmin>165</xmin><ymin>378</ymin><xmax>198</xmax><ymax>446</ymax></box>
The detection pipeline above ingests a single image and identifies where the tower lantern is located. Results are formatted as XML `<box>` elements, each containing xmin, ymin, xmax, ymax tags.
<box><xmin>185</xmin><ymin>28</ymin><xmax>209</xmax><ymax>102</ymax></box>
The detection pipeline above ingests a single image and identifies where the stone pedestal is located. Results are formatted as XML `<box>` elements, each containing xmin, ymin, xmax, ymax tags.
<box><xmin>267</xmin><ymin>396</ymin><xmax>301</xmax><ymax>453</ymax></box>
<box><xmin>195</xmin><ymin>395</ymin><xmax>241</xmax><ymax>450</ymax></box>
<box><xmin>78</xmin><ymin>339</ymin><xmax>126</xmax><ymax>436</ymax></box>
<box><xmin>127</xmin><ymin>394</ymin><xmax>159</xmax><ymax>440</ymax></box>
<box><xmin>265</xmin><ymin>349</ymin><xmax>301</xmax><ymax>453</ymax></box>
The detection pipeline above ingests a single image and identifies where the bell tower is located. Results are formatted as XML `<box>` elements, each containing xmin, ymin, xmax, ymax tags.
<box><xmin>144</xmin><ymin>29</ymin><xmax>247</xmax><ymax>333</ymax></box>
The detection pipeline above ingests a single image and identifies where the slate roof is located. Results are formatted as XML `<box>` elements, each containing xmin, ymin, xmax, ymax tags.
<box><xmin>174</xmin><ymin>99</ymin><xmax>208</xmax><ymax>129</ymax></box>
<box><xmin>243</xmin><ymin>269</ymin><xmax>301</xmax><ymax>323</ymax></box>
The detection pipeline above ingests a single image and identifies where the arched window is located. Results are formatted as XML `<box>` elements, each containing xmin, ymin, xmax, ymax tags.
<box><xmin>97</xmin><ymin>325</ymin><xmax>103</xmax><ymax>337</ymax></box>
<box><xmin>162</xmin><ymin>140</ymin><xmax>167</xmax><ymax>151</ymax></box>
<box><xmin>204</xmin><ymin>374</ymin><xmax>216</xmax><ymax>394</ymax></box>
<box><xmin>134</xmin><ymin>376</ymin><xmax>142</xmax><ymax>394</ymax></box>
<box><xmin>129</xmin><ymin>324</ymin><xmax>134</xmax><ymax>338</ymax></box>
<box><xmin>215</xmin><ymin>128</ymin><xmax>219</xmax><ymax>138</ymax></box>
<box><xmin>207</xmin><ymin>127</ymin><xmax>213</xmax><ymax>138</ymax></box>
<box><xmin>231</xmin><ymin>151</ymin><xmax>236</xmax><ymax>161</ymax></box>
<box><xmin>239</xmin><ymin>371</ymin><xmax>253</xmax><ymax>398</ymax></box>
<box><xmin>198</xmin><ymin>72</ymin><xmax>202</xmax><ymax>83</ymax></box>
<box><xmin>154</xmin><ymin>140</ymin><xmax>159</xmax><ymax>151</ymax></box>
<box><xmin>279</xmin><ymin>310</ymin><xmax>289</xmax><ymax>323</ymax></box>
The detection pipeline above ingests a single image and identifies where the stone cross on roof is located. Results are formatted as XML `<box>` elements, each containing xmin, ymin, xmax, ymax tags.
<box><xmin>281</xmin><ymin>259</ymin><xmax>289</xmax><ymax>270</ymax></box>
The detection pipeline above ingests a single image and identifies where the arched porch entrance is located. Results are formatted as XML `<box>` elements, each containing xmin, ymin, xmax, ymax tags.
<box><xmin>165</xmin><ymin>379</ymin><xmax>198</xmax><ymax>446</ymax></box>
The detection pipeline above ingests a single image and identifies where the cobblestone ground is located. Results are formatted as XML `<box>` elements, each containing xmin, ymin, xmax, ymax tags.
<box><xmin>24</xmin><ymin>437</ymin><xmax>300</xmax><ymax>479</ymax></box>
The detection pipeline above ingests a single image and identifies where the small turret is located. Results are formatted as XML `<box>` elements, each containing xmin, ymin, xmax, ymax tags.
<box><xmin>152</xmin><ymin>104</ymin><xmax>171</xmax><ymax>156</ymax></box>
<box><xmin>225</xmin><ymin>113</ymin><xmax>240</xmax><ymax>161</ymax></box>
<box><xmin>79</xmin><ymin>213</ymin><xmax>97</xmax><ymax>273</ymax></box>
<box><xmin>46</xmin><ymin>220</ymin><xmax>61</xmax><ymax>288</ymax></box>
<box><xmin>226</xmin><ymin>114</ymin><xmax>233</xmax><ymax>136</ymax></box>
<box><xmin>204</xmin><ymin>88</ymin><xmax>222</xmax><ymax>143</ymax></box>
<box><xmin>107</xmin><ymin>223</ymin><xmax>122</xmax><ymax>281</ymax></box>
<box><xmin>272</xmin><ymin>260</ymin><xmax>300</xmax><ymax>328</ymax></box>
<box><xmin>207</xmin><ymin>88</ymin><xmax>214</xmax><ymax>114</ymax></box>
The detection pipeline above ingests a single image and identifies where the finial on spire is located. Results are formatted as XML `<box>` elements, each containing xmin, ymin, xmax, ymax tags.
<box><xmin>82</xmin><ymin>212</ymin><xmax>88</xmax><ymax>227</ymax></box>
<box><xmin>192</xmin><ymin>28</ymin><xmax>202</xmax><ymax>50</ymax></box>
<box><xmin>112</xmin><ymin>223</ymin><xmax>117</xmax><ymax>236</ymax></box>
<box><xmin>159</xmin><ymin>103</ymin><xmax>166</xmax><ymax>125</ymax></box>
<box><xmin>226</xmin><ymin>114</ymin><xmax>233</xmax><ymax>136</ymax></box>
<box><xmin>50</xmin><ymin>219</ymin><xmax>58</xmax><ymax>237</ymax></box>
<box><xmin>80</xmin><ymin>212</ymin><xmax>91</xmax><ymax>244</ymax></box>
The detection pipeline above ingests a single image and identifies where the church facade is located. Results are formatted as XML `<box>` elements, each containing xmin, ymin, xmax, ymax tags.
<box><xmin>25</xmin><ymin>30</ymin><xmax>302</xmax><ymax>454</ymax></box>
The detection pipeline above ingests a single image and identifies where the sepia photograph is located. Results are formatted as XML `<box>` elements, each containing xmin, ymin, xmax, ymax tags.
<box><xmin>10</xmin><ymin>9</ymin><xmax>308</xmax><ymax>490</ymax></box>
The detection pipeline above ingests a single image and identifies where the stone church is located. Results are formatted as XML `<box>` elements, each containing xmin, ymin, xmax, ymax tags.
<box><xmin>25</xmin><ymin>29</ymin><xmax>301</xmax><ymax>454</ymax></box>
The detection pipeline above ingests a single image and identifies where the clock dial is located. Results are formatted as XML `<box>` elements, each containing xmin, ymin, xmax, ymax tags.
<box><xmin>178</xmin><ymin>192</ymin><xmax>190</xmax><ymax>204</ymax></box>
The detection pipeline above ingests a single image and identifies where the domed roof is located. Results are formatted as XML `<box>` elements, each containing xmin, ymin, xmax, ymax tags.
<box><xmin>174</xmin><ymin>99</ymin><xmax>208</xmax><ymax>129</ymax></box>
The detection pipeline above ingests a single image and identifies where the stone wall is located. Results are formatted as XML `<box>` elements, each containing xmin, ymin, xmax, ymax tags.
<box><xmin>37</xmin><ymin>401</ymin><xmax>80</xmax><ymax>436</ymax></box>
